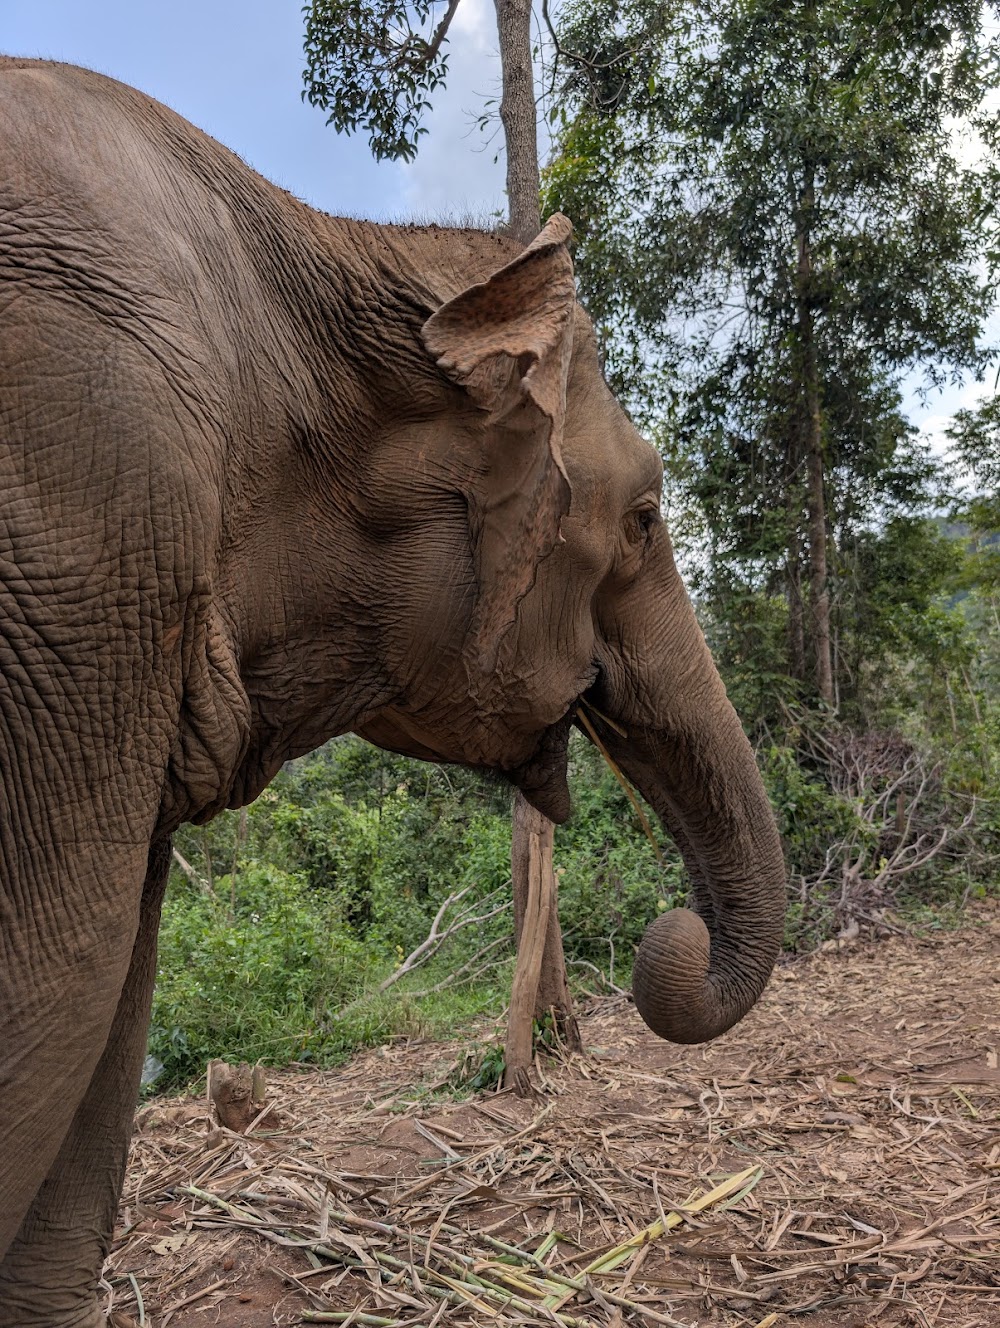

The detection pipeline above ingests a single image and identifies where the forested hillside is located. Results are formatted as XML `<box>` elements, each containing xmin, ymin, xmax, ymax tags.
<box><xmin>151</xmin><ymin>0</ymin><xmax>1000</xmax><ymax>1088</ymax></box>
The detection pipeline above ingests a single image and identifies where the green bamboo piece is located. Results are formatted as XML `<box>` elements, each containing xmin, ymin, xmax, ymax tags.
<box><xmin>434</xmin><ymin>1219</ymin><xmax>684</xmax><ymax>1324</ymax></box>
<box><xmin>532</xmin><ymin>1232</ymin><xmax>560</xmax><ymax>1260</ymax></box>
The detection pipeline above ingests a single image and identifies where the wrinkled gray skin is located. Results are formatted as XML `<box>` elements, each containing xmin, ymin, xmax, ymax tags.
<box><xmin>0</xmin><ymin>58</ymin><xmax>786</xmax><ymax>1325</ymax></box>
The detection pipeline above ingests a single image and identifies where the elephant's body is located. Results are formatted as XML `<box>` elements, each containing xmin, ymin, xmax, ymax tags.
<box><xmin>0</xmin><ymin>58</ymin><xmax>526</xmax><ymax>829</ymax></box>
<box><xmin>0</xmin><ymin>58</ymin><xmax>785</xmax><ymax>1326</ymax></box>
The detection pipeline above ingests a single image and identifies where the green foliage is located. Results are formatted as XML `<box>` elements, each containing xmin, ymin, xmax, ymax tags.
<box><xmin>265</xmin><ymin>746</ymin><xmax>513</xmax><ymax>951</ymax></box>
<box><xmin>156</xmin><ymin>734</ymin><xmax>691</xmax><ymax>1087</ymax></box>
<box><xmin>449</xmin><ymin>1041</ymin><xmax>508</xmax><ymax>1093</ymax></box>
<box><xmin>761</xmin><ymin>746</ymin><xmax>869</xmax><ymax>878</ymax></box>
<box><xmin>758</xmin><ymin>744</ymin><xmax>871</xmax><ymax>950</ymax></box>
<box><xmin>544</xmin><ymin>0</ymin><xmax>1000</xmax><ymax>722</ymax></box>
<box><xmin>150</xmin><ymin>862</ymin><xmax>372</xmax><ymax>1084</ymax></box>
<box><xmin>697</xmin><ymin>583</ymin><xmax>804</xmax><ymax>727</ymax></box>
<box><xmin>302</xmin><ymin>0</ymin><xmax>455</xmax><ymax>161</ymax></box>
<box><xmin>946</xmin><ymin>394</ymin><xmax>1000</xmax><ymax>593</ymax></box>
<box><xmin>154</xmin><ymin>712</ymin><xmax>997</xmax><ymax>1089</ymax></box>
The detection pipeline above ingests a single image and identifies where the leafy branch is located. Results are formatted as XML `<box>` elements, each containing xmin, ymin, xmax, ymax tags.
<box><xmin>302</xmin><ymin>0</ymin><xmax>463</xmax><ymax>161</ymax></box>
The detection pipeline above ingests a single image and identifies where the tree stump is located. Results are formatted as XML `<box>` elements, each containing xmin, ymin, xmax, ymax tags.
<box><xmin>207</xmin><ymin>1059</ymin><xmax>278</xmax><ymax>1133</ymax></box>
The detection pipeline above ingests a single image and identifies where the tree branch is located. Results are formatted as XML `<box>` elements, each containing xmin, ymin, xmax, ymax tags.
<box><xmin>377</xmin><ymin>886</ymin><xmax>510</xmax><ymax>991</ymax></box>
<box><xmin>408</xmin><ymin>935</ymin><xmax>512</xmax><ymax>996</ymax></box>
<box><xmin>172</xmin><ymin>847</ymin><xmax>214</xmax><ymax>897</ymax></box>
<box><xmin>425</xmin><ymin>0</ymin><xmax>462</xmax><ymax>63</ymax></box>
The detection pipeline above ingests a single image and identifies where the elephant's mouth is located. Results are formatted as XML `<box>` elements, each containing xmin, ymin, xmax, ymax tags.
<box><xmin>507</xmin><ymin>665</ymin><xmax>607</xmax><ymax>822</ymax></box>
<box><xmin>507</xmin><ymin>709</ymin><xmax>574</xmax><ymax>822</ymax></box>
<box><xmin>512</xmin><ymin>683</ymin><xmax>612</xmax><ymax>821</ymax></box>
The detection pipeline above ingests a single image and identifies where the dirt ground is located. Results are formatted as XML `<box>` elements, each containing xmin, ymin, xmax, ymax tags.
<box><xmin>105</xmin><ymin>903</ymin><xmax>999</xmax><ymax>1328</ymax></box>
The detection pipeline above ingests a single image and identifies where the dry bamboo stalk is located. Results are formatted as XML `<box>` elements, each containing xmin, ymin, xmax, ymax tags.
<box><xmin>545</xmin><ymin>1166</ymin><xmax>763</xmax><ymax>1311</ymax></box>
<box><xmin>182</xmin><ymin>1176</ymin><xmax>692</xmax><ymax>1326</ymax></box>
<box><xmin>576</xmin><ymin>707</ymin><xmax>662</xmax><ymax>862</ymax></box>
<box><xmin>301</xmin><ymin>1315</ymin><xmax>409</xmax><ymax>1326</ymax></box>
<box><xmin>392</xmin><ymin>1103</ymin><xmax>554</xmax><ymax>1204</ymax></box>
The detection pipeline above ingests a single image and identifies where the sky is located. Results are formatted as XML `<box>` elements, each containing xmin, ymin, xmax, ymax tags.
<box><xmin>3</xmin><ymin>0</ymin><xmax>507</xmax><ymax>222</ymax></box>
<box><xmin>3</xmin><ymin>2</ymin><xmax>992</xmax><ymax>444</ymax></box>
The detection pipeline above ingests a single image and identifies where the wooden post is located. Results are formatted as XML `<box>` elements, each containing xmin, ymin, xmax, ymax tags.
<box><xmin>505</xmin><ymin>793</ymin><xmax>581</xmax><ymax>1094</ymax></box>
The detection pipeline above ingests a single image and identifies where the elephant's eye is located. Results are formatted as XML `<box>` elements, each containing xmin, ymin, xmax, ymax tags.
<box><xmin>624</xmin><ymin>506</ymin><xmax>659</xmax><ymax>546</ymax></box>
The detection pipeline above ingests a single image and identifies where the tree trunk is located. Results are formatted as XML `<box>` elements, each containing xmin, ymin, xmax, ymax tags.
<box><xmin>494</xmin><ymin>0</ymin><xmax>541</xmax><ymax>244</ymax></box>
<box><xmin>505</xmin><ymin>793</ymin><xmax>581</xmax><ymax>1094</ymax></box>
<box><xmin>804</xmin><ymin>395</ymin><xmax>833</xmax><ymax>707</ymax></box>
<box><xmin>512</xmin><ymin>794</ymin><xmax>580</xmax><ymax>1039</ymax></box>
<box><xmin>494</xmin><ymin>0</ymin><xmax>575</xmax><ymax>1093</ymax></box>
<box><xmin>795</xmin><ymin>171</ymin><xmax>834</xmax><ymax>709</ymax></box>
<box><xmin>786</xmin><ymin>494</ymin><xmax>806</xmax><ymax>682</ymax></box>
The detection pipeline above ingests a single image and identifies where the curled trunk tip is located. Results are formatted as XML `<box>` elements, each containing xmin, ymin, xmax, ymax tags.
<box><xmin>631</xmin><ymin>907</ymin><xmax>767</xmax><ymax>1045</ymax></box>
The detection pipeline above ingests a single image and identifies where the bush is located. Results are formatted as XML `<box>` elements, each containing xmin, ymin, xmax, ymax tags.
<box><xmin>153</xmin><ymin>733</ymin><xmax>685</xmax><ymax>1086</ymax></box>
<box><xmin>762</xmin><ymin>725</ymin><xmax>998</xmax><ymax>950</ymax></box>
<box><xmin>761</xmin><ymin>744</ymin><xmax>872</xmax><ymax>875</ymax></box>
<box><xmin>149</xmin><ymin>861</ymin><xmax>374</xmax><ymax>1085</ymax></box>
<box><xmin>153</xmin><ymin>713</ymin><xmax>998</xmax><ymax>1089</ymax></box>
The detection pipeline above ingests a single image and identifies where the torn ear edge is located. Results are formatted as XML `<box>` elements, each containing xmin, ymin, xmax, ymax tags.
<box><xmin>420</xmin><ymin>214</ymin><xmax>576</xmax><ymax>676</ymax></box>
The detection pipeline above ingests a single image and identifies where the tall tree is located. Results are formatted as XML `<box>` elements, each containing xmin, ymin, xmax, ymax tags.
<box><xmin>303</xmin><ymin>0</ymin><xmax>579</xmax><ymax>1083</ymax></box>
<box><xmin>544</xmin><ymin>0</ymin><xmax>999</xmax><ymax>716</ymax></box>
<box><xmin>303</xmin><ymin>0</ymin><xmax>540</xmax><ymax>239</ymax></box>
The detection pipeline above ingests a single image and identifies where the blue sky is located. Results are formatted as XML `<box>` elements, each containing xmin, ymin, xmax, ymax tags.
<box><xmin>4</xmin><ymin>0</ymin><xmax>507</xmax><ymax>221</ymax></box>
<box><xmin>4</xmin><ymin>2</ymin><xmax>992</xmax><ymax>441</ymax></box>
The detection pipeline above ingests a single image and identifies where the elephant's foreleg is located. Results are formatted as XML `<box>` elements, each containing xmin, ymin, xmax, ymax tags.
<box><xmin>0</xmin><ymin>839</ymin><xmax>170</xmax><ymax>1328</ymax></box>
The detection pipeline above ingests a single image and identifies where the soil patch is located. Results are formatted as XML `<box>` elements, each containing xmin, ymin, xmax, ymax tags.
<box><xmin>105</xmin><ymin>904</ymin><xmax>1000</xmax><ymax>1326</ymax></box>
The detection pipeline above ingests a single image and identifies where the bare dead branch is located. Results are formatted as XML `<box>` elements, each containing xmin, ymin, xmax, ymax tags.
<box><xmin>785</xmin><ymin>723</ymin><xmax>989</xmax><ymax>944</ymax></box>
<box><xmin>172</xmin><ymin>847</ymin><xmax>214</xmax><ymax>896</ymax></box>
<box><xmin>377</xmin><ymin>887</ymin><xmax>510</xmax><ymax>992</ymax></box>
<box><xmin>408</xmin><ymin>935</ymin><xmax>512</xmax><ymax>997</ymax></box>
<box><xmin>565</xmin><ymin>957</ymin><xmax>627</xmax><ymax>996</ymax></box>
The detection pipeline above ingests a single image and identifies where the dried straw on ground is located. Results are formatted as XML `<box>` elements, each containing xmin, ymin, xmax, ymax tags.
<box><xmin>106</xmin><ymin>904</ymin><xmax>999</xmax><ymax>1327</ymax></box>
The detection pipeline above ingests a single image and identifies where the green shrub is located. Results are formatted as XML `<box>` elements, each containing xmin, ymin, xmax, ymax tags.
<box><xmin>153</xmin><ymin>714</ymin><xmax>997</xmax><ymax>1090</ymax></box>
<box><xmin>761</xmin><ymin>744</ymin><xmax>871</xmax><ymax>880</ymax></box>
<box><xmin>149</xmin><ymin>861</ymin><xmax>375</xmax><ymax>1084</ymax></box>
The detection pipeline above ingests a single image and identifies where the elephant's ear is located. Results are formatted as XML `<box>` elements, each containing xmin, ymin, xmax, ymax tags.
<box><xmin>421</xmin><ymin>213</ymin><xmax>576</xmax><ymax>676</ymax></box>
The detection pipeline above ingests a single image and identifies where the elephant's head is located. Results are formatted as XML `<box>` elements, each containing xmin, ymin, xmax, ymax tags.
<box><xmin>341</xmin><ymin>214</ymin><xmax>786</xmax><ymax>1046</ymax></box>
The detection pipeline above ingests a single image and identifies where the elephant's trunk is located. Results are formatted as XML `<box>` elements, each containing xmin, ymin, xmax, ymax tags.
<box><xmin>589</xmin><ymin>650</ymin><xmax>786</xmax><ymax>1044</ymax></box>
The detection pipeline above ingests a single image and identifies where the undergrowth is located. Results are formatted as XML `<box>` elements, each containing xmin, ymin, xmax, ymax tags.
<box><xmin>148</xmin><ymin>729</ymin><xmax>997</xmax><ymax>1091</ymax></box>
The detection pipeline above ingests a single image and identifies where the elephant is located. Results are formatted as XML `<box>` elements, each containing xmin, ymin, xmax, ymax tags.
<box><xmin>0</xmin><ymin>55</ymin><xmax>786</xmax><ymax>1327</ymax></box>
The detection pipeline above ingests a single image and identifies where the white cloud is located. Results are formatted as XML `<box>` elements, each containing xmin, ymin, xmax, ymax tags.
<box><xmin>398</xmin><ymin>0</ymin><xmax>507</xmax><ymax>223</ymax></box>
<box><xmin>452</xmin><ymin>0</ymin><xmax>496</xmax><ymax>41</ymax></box>
<box><xmin>904</xmin><ymin>306</ymin><xmax>1000</xmax><ymax>457</ymax></box>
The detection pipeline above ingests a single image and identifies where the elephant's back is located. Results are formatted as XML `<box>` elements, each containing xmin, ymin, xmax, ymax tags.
<box><xmin>0</xmin><ymin>61</ymin><xmax>310</xmax><ymax>509</ymax></box>
<box><xmin>0</xmin><ymin>59</ymin><xmax>317</xmax><ymax>380</ymax></box>
<box><xmin>0</xmin><ymin>63</ymin><xmax>234</xmax><ymax>591</ymax></box>
<box><xmin>0</xmin><ymin>57</ymin><xmax>277</xmax><ymax>231</ymax></box>
<box><xmin>0</xmin><ymin>58</ymin><xmax>205</xmax><ymax>251</ymax></box>
<box><xmin>1</xmin><ymin>59</ymin><xmax>260</xmax><ymax>334</ymax></box>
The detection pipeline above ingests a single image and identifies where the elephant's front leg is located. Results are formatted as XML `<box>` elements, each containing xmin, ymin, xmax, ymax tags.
<box><xmin>0</xmin><ymin>839</ymin><xmax>171</xmax><ymax>1328</ymax></box>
